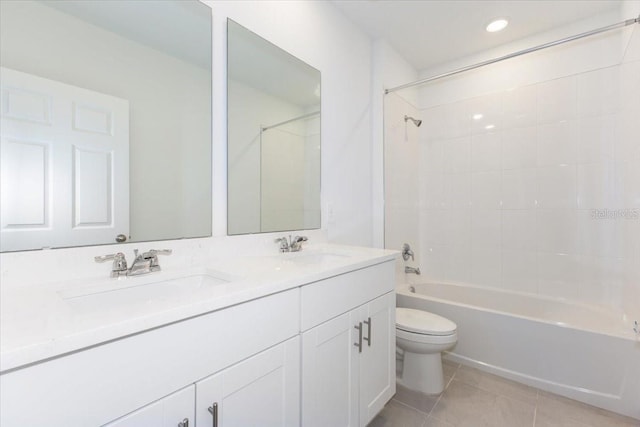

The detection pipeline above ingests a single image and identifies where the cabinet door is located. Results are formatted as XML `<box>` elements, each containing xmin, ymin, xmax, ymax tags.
<box><xmin>195</xmin><ymin>337</ymin><xmax>300</xmax><ymax>427</ymax></box>
<box><xmin>302</xmin><ymin>310</ymin><xmax>360</xmax><ymax>427</ymax></box>
<box><xmin>359</xmin><ymin>292</ymin><xmax>396</xmax><ymax>427</ymax></box>
<box><xmin>104</xmin><ymin>385</ymin><xmax>194</xmax><ymax>427</ymax></box>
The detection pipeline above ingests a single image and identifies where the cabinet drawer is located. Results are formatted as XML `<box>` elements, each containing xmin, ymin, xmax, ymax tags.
<box><xmin>300</xmin><ymin>261</ymin><xmax>394</xmax><ymax>331</ymax></box>
<box><xmin>0</xmin><ymin>289</ymin><xmax>299</xmax><ymax>427</ymax></box>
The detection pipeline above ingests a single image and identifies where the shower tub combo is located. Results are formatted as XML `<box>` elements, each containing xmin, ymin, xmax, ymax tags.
<box><xmin>396</xmin><ymin>282</ymin><xmax>640</xmax><ymax>420</ymax></box>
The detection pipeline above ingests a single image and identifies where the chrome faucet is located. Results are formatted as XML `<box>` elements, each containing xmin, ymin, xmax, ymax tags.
<box><xmin>275</xmin><ymin>237</ymin><xmax>290</xmax><ymax>253</ymax></box>
<box><xmin>405</xmin><ymin>266</ymin><xmax>421</xmax><ymax>275</ymax></box>
<box><xmin>95</xmin><ymin>249</ymin><xmax>172</xmax><ymax>277</ymax></box>
<box><xmin>290</xmin><ymin>235</ymin><xmax>308</xmax><ymax>252</ymax></box>
<box><xmin>275</xmin><ymin>235</ymin><xmax>308</xmax><ymax>252</ymax></box>
<box><xmin>94</xmin><ymin>252</ymin><xmax>128</xmax><ymax>278</ymax></box>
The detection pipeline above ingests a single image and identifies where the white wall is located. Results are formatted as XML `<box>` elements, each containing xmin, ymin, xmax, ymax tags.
<box><xmin>386</xmin><ymin>6</ymin><xmax>640</xmax><ymax>316</ymax></box>
<box><xmin>371</xmin><ymin>40</ymin><xmax>419</xmax><ymax>249</ymax></box>
<box><xmin>302</xmin><ymin>112</ymin><xmax>321</xmax><ymax>229</ymax></box>
<box><xmin>0</xmin><ymin>1</ymin><xmax>212</xmax><ymax>243</ymax></box>
<box><xmin>0</xmin><ymin>0</ymin><xmax>377</xmax><ymax>288</ymax></box>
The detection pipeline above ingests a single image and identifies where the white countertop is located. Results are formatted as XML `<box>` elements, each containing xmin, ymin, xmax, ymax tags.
<box><xmin>0</xmin><ymin>244</ymin><xmax>397</xmax><ymax>372</ymax></box>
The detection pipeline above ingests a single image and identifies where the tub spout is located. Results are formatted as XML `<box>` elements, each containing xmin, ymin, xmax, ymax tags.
<box><xmin>405</xmin><ymin>266</ymin><xmax>421</xmax><ymax>275</ymax></box>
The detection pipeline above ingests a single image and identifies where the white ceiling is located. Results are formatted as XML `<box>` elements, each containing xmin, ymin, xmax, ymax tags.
<box><xmin>332</xmin><ymin>0</ymin><xmax>623</xmax><ymax>71</ymax></box>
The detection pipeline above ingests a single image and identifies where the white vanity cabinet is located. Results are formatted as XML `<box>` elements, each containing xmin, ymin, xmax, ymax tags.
<box><xmin>104</xmin><ymin>385</ymin><xmax>195</xmax><ymax>427</ymax></box>
<box><xmin>0</xmin><ymin>254</ymin><xmax>397</xmax><ymax>427</ymax></box>
<box><xmin>0</xmin><ymin>289</ymin><xmax>299</xmax><ymax>427</ymax></box>
<box><xmin>195</xmin><ymin>337</ymin><xmax>300</xmax><ymax>427</ymax></box>
<box><xmin>301</xmin><ymin>261</ymin><xmax>395</xmax><ymax>427</ymax></box>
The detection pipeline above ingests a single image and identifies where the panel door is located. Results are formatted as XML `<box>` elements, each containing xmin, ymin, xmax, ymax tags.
<box><xmin>195</xmin><ymin>337</ymin><xmax>300</xmax><ymax>427</ymax></box>
<box><xmin>103</xmin><ymin>385</ymin><xmax>194</xmax><ymax>427</ymax></box>
<box><xmin>0</xmin><ymin>66</ymin><xmax>129</xmax><ymax>251</ymax></box>
<box><xmin>359</xmin><ymin>291</ymin><xmax>396</xmax><ymax>426</ymax></box>
<box><xmin>302</xmin><ymin>309</ymin><xmax>360</xmax><ymax>427</ymax></box>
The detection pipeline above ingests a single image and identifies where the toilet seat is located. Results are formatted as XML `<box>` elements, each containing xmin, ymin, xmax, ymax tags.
<box><xmin>396</xmin><ymin>327</ymin><xmax>458</xmax><ymax>345</ymax></box>
<box><xmin>396</xmin><ymin>307</ymin><xmax>457</xmax><ymax>336</ymax></box>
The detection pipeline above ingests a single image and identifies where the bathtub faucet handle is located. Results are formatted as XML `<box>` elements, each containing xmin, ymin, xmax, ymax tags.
<box><xmin>634</xmin><ymin>320</ymin><xmax>639</xmax><ymax>335</ymax></box>
<box><xmin>402</xmin><ymin>243</ymin><xmax>414</xmax><ymax>261</ymax></box>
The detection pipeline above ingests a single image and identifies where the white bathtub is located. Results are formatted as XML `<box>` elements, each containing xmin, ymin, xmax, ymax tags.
<box><xmin>396</xmin><ymin>283</ymin><xmax>640</xmax><ymax>420</ymax></box>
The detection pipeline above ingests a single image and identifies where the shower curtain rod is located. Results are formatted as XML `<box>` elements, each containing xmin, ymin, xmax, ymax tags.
<box><xmin>385</xmin><ymin>15</ymin><xmax>640</xmax><ymax>94</ymax></box>
<box><xmin>261</xmin><ymin>111</ymin><xmax>320</xmax><ymax>131</ymax></box>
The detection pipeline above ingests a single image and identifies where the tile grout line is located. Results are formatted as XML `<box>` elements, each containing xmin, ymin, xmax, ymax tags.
<box><xmin>390</xmin><ymin>398</ymin><xmax>431</xmax><ymax>418</ymax></box>
<box><xmin>532</xmin><ymin>389</ymin><xmax>540</xmax><ymax>427</ymax></box>
<box><xmin>425</xmin><ymin>364</ymin><xmax>460</xmax><ymax>423</ymax></box>
<box><xmin>392</xmin><ymin>366</ymin><xmax>459</xmax><ymax>420</ymax></box>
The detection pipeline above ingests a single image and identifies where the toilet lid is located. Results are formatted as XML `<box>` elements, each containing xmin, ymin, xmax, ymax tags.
<box><xmin>396</xmin><ymin>308</ymin><xmax>457</xmax><ymax>336</ymax></box>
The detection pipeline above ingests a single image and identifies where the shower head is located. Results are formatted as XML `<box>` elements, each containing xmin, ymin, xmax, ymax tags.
<box><xmin>404</xmin><ymin>115</ymin><xmax>422</xmax><ymax>127</ymax></box>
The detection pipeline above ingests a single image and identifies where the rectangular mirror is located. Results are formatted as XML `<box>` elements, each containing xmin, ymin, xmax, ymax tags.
<box><xmin>227</xmin><ymin>19</ymin><xmax>321</xmax><ymax>235</ymax></box>
<box><xmin>0</xmin><ymin>0</ymin><xmax>212</xmax><ymax>252</ymax></box>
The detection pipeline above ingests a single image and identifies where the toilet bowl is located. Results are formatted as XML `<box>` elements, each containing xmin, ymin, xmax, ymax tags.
<box><xmin>396</xmin><ymin>307</ymin><xmax>457</xmax><ymax>395</ymax></box>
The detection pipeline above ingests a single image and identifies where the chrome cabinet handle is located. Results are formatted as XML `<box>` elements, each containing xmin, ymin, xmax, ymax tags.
<box><xmin>208</xmin><ymin>402</ymin><xmax>218</xmax><ymax>427</ymax></box>
<box><xmin>354</xmin><ymin>322</ymin><xmax>363</xmax><ymax>353</ymax></box>
<box><xmin>178</xmin><ymin>418</ymin><xmax>189</xmax><ymax>427</ymax></box>
<box><xmin>363</xmin><ymin>317</ymin><xmax>371</xmax><ymax>347</ymax></box>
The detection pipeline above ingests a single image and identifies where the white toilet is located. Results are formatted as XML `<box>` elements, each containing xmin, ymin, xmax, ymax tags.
<box><xmin>396</xmin><ymin>307</ymin><xmax>457</xmax><ymax>395</ymax></box>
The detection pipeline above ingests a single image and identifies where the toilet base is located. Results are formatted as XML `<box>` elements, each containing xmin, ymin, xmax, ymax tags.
<box><xmin>399</xmin><ymin>351</ymin><xmax>445</xmax><ymax>395</ymax></box>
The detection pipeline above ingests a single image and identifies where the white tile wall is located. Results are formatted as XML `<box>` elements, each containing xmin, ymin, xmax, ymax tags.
<box><xmin>537</xmin><ymin>76</ymin><xmax>577</xmax><ymax>124</ymax></box>
<box><xmin>384</xmin><ymin>92</ymin><xmax>421</xmax><ymax>258</ymax></box>
<box><xmin>408</xmin><ymin>58</ymin><xmax>640</xmax><ymax>312</ymax></box>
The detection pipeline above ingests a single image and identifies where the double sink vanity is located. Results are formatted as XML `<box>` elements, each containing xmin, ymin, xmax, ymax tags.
<box><xmin>0</xmin><ymin>244</ymin><xmax>398</xmax><ymax>426</ymax></box>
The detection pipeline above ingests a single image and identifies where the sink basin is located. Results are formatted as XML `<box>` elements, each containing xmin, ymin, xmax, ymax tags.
<box><xmin>283</xmin><ymin>252</ymin><xmax>351</xmax><ymax>265</ymax></box>
<box><xmin>58</xmin><ymin>270</ymin><xmax>233</xmax><ymax>312</ymax></box>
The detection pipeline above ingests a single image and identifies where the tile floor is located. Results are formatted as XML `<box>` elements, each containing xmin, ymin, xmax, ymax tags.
<box><xmin>369</xmin><ymin>360</ymin><xmax>639</xmax><ymax>427</ymax></box>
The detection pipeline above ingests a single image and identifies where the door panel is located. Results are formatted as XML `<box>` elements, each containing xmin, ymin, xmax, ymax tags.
<box><xmin>0</xmin><ymin>138</ymin><xmax>49</xmax><ymax>226</ymax></box>
<box><xmin>0</xmin><ymin>66</ymin><xmax>129</xmax><ymax>250</ymax></box>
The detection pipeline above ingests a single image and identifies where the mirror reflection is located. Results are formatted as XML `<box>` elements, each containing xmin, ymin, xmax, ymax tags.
<box><xmin>0</xmin><ymin>0</ymin><xmax>212</xmax><ymax>252</ymax></box>
<box><xmin>227</xmin><ymin>19</ymin><xmax>321</xmax><ymax>235</ymax></box>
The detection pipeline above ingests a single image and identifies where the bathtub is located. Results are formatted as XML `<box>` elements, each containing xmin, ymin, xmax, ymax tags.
<box><xmin>396</xmin><ymin>283</ymin><xmax>640</xmax><ymax>420</ymax></box>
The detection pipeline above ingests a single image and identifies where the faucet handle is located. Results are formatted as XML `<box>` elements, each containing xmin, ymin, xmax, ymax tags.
<box><xmin>402</xmin><ymin>243</ymin><xmax>415</xmax><ymax>261</ymax></box>
<box><xmin>95</xmin><ymin>252</ymin><xmax>128</xmax><ymax>277</ymax></box>
<box><xmin>275</xmin><ymin>237</ymin><xmax>290</xmax><ymax>252</ymax></box>
<box><xmin>143</xmin><ymin>249</ymin><xmax>172</xmax><ymax>267</ymax></box>
<box><xmin>146</xmin><ymin>249</ymin><xmax>172</xmax><ymax>256</ymax></box>
<box><xmin>95</xmin><ymin>252</ymin><xmax>122</xmax><ymax>263</ymax></box>
<box><xmin>290</xmin><ymin>236</ymin><xmax>308</xmax><ymax>252</ymax></box>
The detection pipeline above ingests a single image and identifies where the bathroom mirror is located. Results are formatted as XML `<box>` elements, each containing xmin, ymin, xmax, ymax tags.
<box><xmin>0</xmin><ymin>0</ymin><xmax>212</xmax><ymax>252</ymax></box>
<box><xmin>227</xmin><ymin>19</ymin><xmax>321</xmax><ymax>235</ymax></box>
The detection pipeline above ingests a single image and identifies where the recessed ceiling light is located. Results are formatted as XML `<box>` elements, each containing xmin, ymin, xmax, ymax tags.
<box><xmin>485</xmin><ymin>124</ymin><xmax>495</xmax><ymax>130</ymax></box>
<box><xmin>486</xmin><ymin>18</ymin><xmax>509</xmax><ymax>33</ymax></box>
<box><xmin>473</xmin><ymin>113</ymin><xmax>483</xmax><ymax>120</ymax></box>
